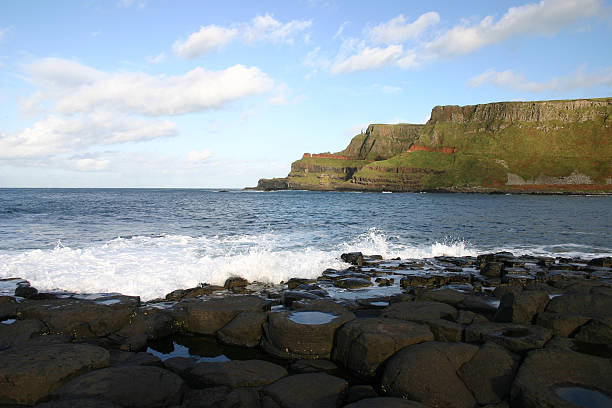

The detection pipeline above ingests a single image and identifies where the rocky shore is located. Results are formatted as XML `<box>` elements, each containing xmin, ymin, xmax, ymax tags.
<box><xmin>1</xmin><ymin>252</ymin><xmax>611</xmax><ymax>407</ymax></box>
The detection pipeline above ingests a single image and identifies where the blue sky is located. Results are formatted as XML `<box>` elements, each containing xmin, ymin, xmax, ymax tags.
<box><xmin>1</xmin><ymin>0</ymin><xmax>611</xmax><ymax>187</ymax></box>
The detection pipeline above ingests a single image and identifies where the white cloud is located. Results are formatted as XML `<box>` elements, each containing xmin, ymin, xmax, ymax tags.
<box><xmin>331</xmin><ymin>44</ymin><xmax>404</xmax><ymax>74</ymax></box>
<box><xmin>0</xmin><ymin>112</ymin><xmax>177</xmax><ymax>159</ymax></box>
<box><xmin>70</xmin><ymin>157</ymin><xmax>111</xmax><ymax>172</ymax></box>
<box><xmin>186</xmin><ymin>149</ymin><xmax>213</xmax><ymax>164</ymax></box>
<box><xmin>173</xmin><ymin>25</ymin><xmax>238</xmax><ymax>58</ymax></box>
<box><xmin>369</xmin><ymin>12</ymin><xmax>440</xmax><ymax>44</ymax></box>
<box><xmin>24</xmin><ymin>58</ymin><xmax>274</xmax><ymax>116</ymax></box>
<box><xmin>146</xmin><ymin>52</ymin><xmax>166</xmax><ymax>64</ymax></box>
<box><xmin>425</xmin><ymin>0</ymin><xmax>602</xmax><ymax>58</ymax></box>
<box><xmin>469</xmin><ymin>66</ymin><xmax>612</xmax><ymax>92</ymax></box>
<box><xmin>243</xmin><ymin>14</ymin><xmax>312</xmax><ymax>44</ymax></box>
<box><xmin>333</xmin><ymin>21</ymin><xmax>349</xmax><ymax>39</ymax></box>
<box><xmin>173</xmin><ymin>14</ymin><xmax>312</xmax><ymax>59</ymax></box>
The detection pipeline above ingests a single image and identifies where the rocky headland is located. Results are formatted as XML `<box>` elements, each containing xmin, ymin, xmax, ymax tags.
<box><xmin>255</xmin><ymin>98</ymin><xmax>612</xmax><ymax>194</ymax></box>
<box><xmin>1</xmin><ymin>252</ymin><xmax>612</xmax><ymax>407</ymax></box>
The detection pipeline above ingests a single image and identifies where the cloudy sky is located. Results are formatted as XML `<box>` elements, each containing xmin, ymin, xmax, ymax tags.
<box><xmin>1</xmin><ymin>0</ymin><xmax>611</xmax><ymax>187</ymax></box>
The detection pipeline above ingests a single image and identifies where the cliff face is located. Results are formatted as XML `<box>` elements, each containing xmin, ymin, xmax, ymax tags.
<box><xmin>256</xmin><ymin>98</ymin><xmax>612</xmax><ymax>193</ymax></box>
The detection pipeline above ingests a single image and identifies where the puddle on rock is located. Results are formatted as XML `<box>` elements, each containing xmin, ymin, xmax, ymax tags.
<box><xmin>288</xmin><ymin>311</ymin><xmax>338</xmax><ymax>325</ymax></box>
<box><xmin>555</xmin><ymin>386</ymin><xmax>612</xmax><ymax>408</ymax></box>
<box><xmin>1</xmin><ymin>319</ymin><xmax>16</xmax><ymax>325</ymax></box>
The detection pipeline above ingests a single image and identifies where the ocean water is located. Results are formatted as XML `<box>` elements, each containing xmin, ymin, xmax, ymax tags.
<box><xmin>1</xmin><ymin>188</ymin><xmax>611</xmax><ymax>300</ymax></box>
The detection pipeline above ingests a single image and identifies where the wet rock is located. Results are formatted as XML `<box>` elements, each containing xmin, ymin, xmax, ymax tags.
<box><xmin>465</xmin><ymin>322</ymin><xmax>552</xmax><ymax>352</ymax></box>
<box><xmin>115</xmin><ymin>308</ymin><xmax>173</xmax><ymax>342</ymax></box>
<box><xmin>165</xmin><ymin>285</ymin><xmax>221</xmax><ymax>301</ymax></box>
<box><xmin>287</xmin><ymin>278</ymin><xmax>317</xmax><ymax>290</ymax></box>
<box><xmin>374</xmin><ymin>277</ymin><xmax>394</xmax><ymax>286</ymax></box>
<box><xmin>481</xmin><ymin>262</ymin><xmax>504</xmax><ymax>278</ymax></box>
<box><xmin>53</xmin><ymin>365</ymin><xmax>183</xmax><ymax>408</ymax></box>
<box><xmin>15</xmin><ymin>283</ymin><xmax>38</xmax><ymax>299</ymax></box>
<box><xmin>458</xmin><ymin>342</ymin><xmax>520</xmax><ymax>405</ymax></box>
<box><xmin>0</xmin><ymin>343</ymin><xmax>110</xmax><ymax>405</ymax></box>
<box><xmin>511</xmin><ymin>348</ymin><xmax>612</xmax><ymax>407</ymax></box>
<box><xmin>19</xmin><ymin>297</ymin><xmax>138</xmax><ymax>339</ymax></box>
<box><xmin>545</xmin><ymin>293</ymin><xmax>612</xmax><ymax>317</ymax></box>
<box><xmin>381</xmin><ymin>341</ymin><xmax>479</xmax><ymax>408</ymax></box>
<box><xmin>224</xmin><ymin>277</ymin><xmax>249</xmax><ymax>291</ymax></box>
<box><xmin>458</xmin><ymin>295</ymin><xmax>499</xmax><ymax>316</ymax></box>
<box><xmin>494</xmin><ymin>290</ymin><xmax>549</xmax><ymax>324</ymax></box>
<box><xmin>345</xmin><ymin>385</ymin><xmax>378</xmax><ymax>404</ymax></box>
<box><xmin>0</xmin><ymin>296</ymin><xmax>17</xmax><ymax>320</ymax></box>
<box><xmin>588</xmin><ymin>257</ymin><xmax>612</xmax><ymax>267</ymax></box>
<box><xmin>341</xmin><ymin>252</ymin><xmax>364</xmax><ymax>266</ymax></box>
<box><xmin>291</xmin><ymin>298</ymin><xmax>351</xmax><ymax>313</ymax></box>
<box><xmin>281</xmin><ymin>290</ymin><xmax>321</xmax><ymax>306</ymax></box>
<box><xmin>216</xmin><ymin>310</ymin><xmax>267</xmax><ymax>347</ymax></box>
<box><xmin>333</xmin><ymin>278</ymin><xmax>372</xmax><ymax>289</ymax></box>
<box><xmin>536</xmin><ymin>312</ymin><xmax>591</xmax><ymax>337</ymax></box>
<box><xmin>424</xmin><ymin>319</ymin><xmax>464</xmax><ymax>342</ymax></box>
<box><xmin>262</xmin><ymin>309</ymin><xmax>355</xmax><ymax>359</ymax></box>
<box><xmin>382</xmin><ymin>301</ymin><xmax>458</xmax><ymax>322</ymax></box>
<box><xmin>262</xmin><ymin>372</ymin><xmax>348</xmax><ymax>408</ymax></box>
<box><xmin>190</xmin><ymin>359</ymin><xmax>287</xmax><ymax>388</ymax></box>
<box><xmin>163</xmin><ymin>356</ymin><xmax>197</xmax><ymax>376</ymax></box>
<box><xmin>456</xmin><ymin>310</ymin><xmax>489</xmax><ymax>325</ymax></box>
<box><xmin>290</xmin><ymin>359</ymin><xmax>338</xmax><ymax>374</ymax></box>
<box><xmin>109</xmin><ymin>350</ymin><xmax>161</xmax><ymax>367</ymax></box>
<box><xmin>0</xmin><ymin>318</ymin><xmax>46</xmax><ymax>350</ymax></box>
<box><xmin>344</xmin><ymin>398</ymin><xmax>429</xmax><ymax>408</ymax></box>
<box><xmin>175</xmin><ymin>295</ymin><xmax>266</xmax><ymax>335</ymax></box>
<box><xmin>333</xmin><ymin>318</ymin><xmax>434</xmax><ymax>379</ymax></box>
<box><xmin>417</xmin><ymin>288</ymin><xmax>467</xmax><ymax>306</ymax></box>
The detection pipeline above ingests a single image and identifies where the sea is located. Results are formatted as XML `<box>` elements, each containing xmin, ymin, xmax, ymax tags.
<box><xmin>1</xmin><ymin>188</ymin><xmax>611</xmax><ymax>301</ymax></box>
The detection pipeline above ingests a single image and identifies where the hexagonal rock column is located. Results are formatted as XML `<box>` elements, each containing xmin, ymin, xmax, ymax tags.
<box><xmin>344</xmin><ymin>398</ymin><xmax>429</xmax><ymax>408</ymax></box>
<box><xmin>464</xmin><ymin>322</ymin><xmax>552</xmax><ymax>352</ymax></box>
<box><xmin>262</xmin><ymin>309</ymin><xmax>355</xmax><ymax>359</ymax></box>
<box><xmin>0</xmin><ymin>344</ymin><xmax>110</xmax><ymax>405</ymax></box>
<box><xmin>381</xmin><ymin>341</ymin><xmax>479</xmax><ymax>408</ymax></box>
<box><xmin>174</xmin><ymin>295</ymin><xmax>267</xmax><ymax>335</ymax></box>
<box><xmin>511</xmin><ymin>349</ymin><xmax>612</xmax><ymax>407</ymax></box>
<box><xmin>262</xmin><ymin>372</ymin><xmax>348</xmax><ymax>408</ymax></box>
<box><xmin>381</xmin><ymin>301</ymin><xmax>458</xmax><ymax>322</ymax></box>
<box><xmin>52</xmin><ymin>366</ymin><xmax>184</xmax><ymax>408</ymax></box>
<box><xmin>189</xmin><ymin>360</ymin><xmax>288</xmax><ymax>388</ymax></box>
<box><xmin>332</xmin><ymin>317</ymin><xmax>434</xmax><ymax>379</ymax></box>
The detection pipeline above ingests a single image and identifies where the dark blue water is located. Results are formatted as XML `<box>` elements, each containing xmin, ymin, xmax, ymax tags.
<box><xmin>0</xmin><ymin>188</ymin><xmax>610</xmax><ymax>299</ymax></box>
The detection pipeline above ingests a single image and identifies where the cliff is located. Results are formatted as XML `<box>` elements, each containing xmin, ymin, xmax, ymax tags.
<box><xmin>256</xmin><ymin>98</ymin><xmax>612</xmax><ymax>193</ymax></box>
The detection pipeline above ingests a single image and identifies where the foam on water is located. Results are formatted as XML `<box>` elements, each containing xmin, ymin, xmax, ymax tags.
<box><xmin>0</xmin><ymin>229</ymin><xmax>481</xmax><ymax>301</ymax></box>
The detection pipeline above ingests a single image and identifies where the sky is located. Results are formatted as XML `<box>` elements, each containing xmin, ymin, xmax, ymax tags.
<box><xmin>0</xmin><ymin>0</ymin><xmax>611</xmax><ymax>188</ymax></box>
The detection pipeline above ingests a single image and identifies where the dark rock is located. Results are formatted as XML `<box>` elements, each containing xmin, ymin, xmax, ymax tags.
<box><xmin>53</xmin><ymin>365</ymin><xmax>183</xmax><ymax>408</ymax></box>
<box><xmin>262</xmin><ymin>309</ymin><xmax>355</xmax><ymax>359</ymax></box>
<box><xmin>481</xmin><ymin>262</ymin><xmax>504</xmax><ymax>278</ymax></box>
<box><xmin>165</xmin><ymin>285</ymin><xmax>220</xmax><ymax>301</ymax></box>
<box><xmin>494</xmin><ymin>290</ymin><xmax>549</xmax><ymax>324</ymax></box>
<box><xmin>458</xmin><ymin>295</ymin><xmax>500</xmax><ymax>315</ymax></box>
<box><xmin>281</xmin><ymin>290</ymin><xmax>321</xmax><ymax>306</ymax></box>
<box><xmin>344</xmin><ymin>398</ymin><xmax>429</xmax><ymax>408</ymax></box>
<box><xmin>291</xmin><ymin>298</ymin><xmax>351</xmax><ymax>313</ymax></box>
<box><xmin>287</xmin><ymin>278</ymin><xmax>317</xmax><ymax>290</ymax></box>
<box><xmin>115</xmin><ymin>308</ymin><xmax>173</xmax><ymax>342</ymax></box>
<box><xmin>345</xmin><ymin>385</ymin><xmax>378</xmax><ymax>404</ymax></box>
<box><xmin>374</xmin><ymin>277</ymin><xmax>394</xmax><ymax>286</ymax></box>
<box><xmin>190</xmin><ymin>359</ymin><xmax>287</xmax><ymax>388</ymax></box>
<box><xmin>424</xmin><ymin>319</ymin><xmax>464</xmax><ymax>342</ymax></box>
<box><xmin>14</xmin><ymin>283</ymin><xmax>38</xmax><ymax>299</ymax></box>
<box><xmin>175</xmin><ymin>295</ymin><xmax>266</xmax><ymax>335</ymax></box>
<box><xmin>417</xmin><ymin>288</ymin><xmax>467</xmax><ymax>306</ymax></box>
<box><xmin>341</xmin><ymin>252</ymin><xmax>364</xmax><ymax>266</ymax></box>
<box><xmin>224</xmin><ymin>277</ymin><xmax>249</xmax><ymax>292</ymax></box>
<box><xmin>381</xmin><ymin>342</ymin><xmax>479</xmax><ymax>408</ymax></box>
<box><xmin>0</xmin><ymin>343</ymin><xmax>110</xmax><ymax>405</ymax></box>
<box><xmin>0</xmin><ymin>296</ymin><xmax>17</xmax><ymax>320</ymax></box>
<box><xmin>262</xmin><ymin>372</ymin><xmax>348</xmax><ymax>408</ymax></box>
<box><xmin>216</xmin><ymin>310</ymin><xmax>267</xmax><ymax>347</ymax></box>
<box><xmin>0</xmin><ymin>318</ymin><xmax>46</xmax><ymax>350</ymax></box>
<box><xmin>333</xmin><ymin>278</ymin><xmax>372</xmax><ymax>289</ymax></box>
<box><xmin>458</xmin><ymin>342</ymin><xmax>520</xmax><ymax>405</ymax></box>
<box><xmin>109</xmin><ymin>350</ymin><xmax>161</xmax><ymax>367</ymax></box>
<box><xmin>332</xmin><ymin>318</ymin><xmax>434</xmax><ymax>379</ymax></box>
<box><xmin>182</xmin><ymin>386</ymin><xmax>231</xmax><ymax>408</ymax></box>
<box><xmin>535</xmin><ymin>312</ymin><xmax>591</xmax><ymax>337</ymax></box>
<box><xmin>456</xmin><ymin>310</ymin><xmax>489</xmax><ymax>325</ymax></box>
<box><xmin>382</xmin><ymin>301</ymin><xmax>458</xmax><ymax>322</ymax></box>
<box><xmin>220</xmin><ymin>387</ymin><xmax>261</xmax><ymax>408</ymax></box>
<box><xmin>465</xmin><ymin>322</ymin><xmax>553</xmax><ymax>352</ymax></box>
<box><xmin>18</xmin><ymin>297</ymin><xmax>138</xmax><ymax>339</ymax></box>
<box><xmin>545</xmin><ymin>293</ymin><xmax>612</xmax><ymax>317</ymax></box>
<box><xmin>574</xmin><ymin>317</ymin><xmax>612</xmax><ymax>344</ymax></box>
<box><xmin>34</xmin><ymin>399</ymin><xmax>122</xmax><ymax>408</ymax></box>
<box><xmin>290</xmin><ymin>359</ymin><xmax>338</xmax><ymax>374</ymax></box>
<box><xmin>511</xmin><ymin>348</ymin><xmax>612</xmax><ymax>407</ymax></box>
<box><xmin>588</xmin><ymin>257</ymin><xmax>612</xmax><ymax>267</ymax></box>
<box><xmin>163</xmin><ymin>356</ymin><xmax>197</xmax><ymax>376</ymax></box>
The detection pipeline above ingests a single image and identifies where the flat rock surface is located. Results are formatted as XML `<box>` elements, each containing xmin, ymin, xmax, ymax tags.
<box><xmin>0</xmin><ymin>318</ymin><xmax>46</xmax><ymax>350</ymax></box>
<box><xmin>343</xmin><ymin>397</ymin><xmax>429</xmax><ymax>408</ymax></box>
<box><xmin>216</xmin><ymin>310</ymin><xmax>267</xmax><ymax>347</ymax></box>
<box><xmin>53</xmin><ymin>365</ymin><xmax>183</xmax><ymax>408</ymax></box>
<box><xmin>465</xmin><ymin>322</ymin><xmax>552</xmax><ymax>351</ymax></box>
<box><xmin>511</xmin><ymin>348</ymin><xmax>612</xmax><ymax>407</ymax></box>
<box><xmin>263</xmin><ymin>372</ymin><xmax>348</xmax><ymax>408</ymax></box>
<box><xmin>0</xmin><ymin>343</ymin><xmax>110</xmax><ymax>405</ymax></box>
<box><xmin>381</xmin><ymin>341</ymin><xmax>478</xmax><ymax>408</ymax></box>
<box><xmin>190</xmin><ymin>359</ymin><xmax>288</xmax><ymax>388</ymax></box>
<box><xmin>382</xmin><ymin>301</ymin><xmax>458</xmax><ymax>322</ymax></box>
<box><xmin>332</xmin><ymin>317</ymin><xmax>433</xmax><ymax>379</ymax></box>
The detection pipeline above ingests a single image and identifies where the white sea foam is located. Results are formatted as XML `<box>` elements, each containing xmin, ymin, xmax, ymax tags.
<box><xmin>0</xmin><ymin>229</ymin><xmax>483</xmax><ymax>301</ymax></box>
